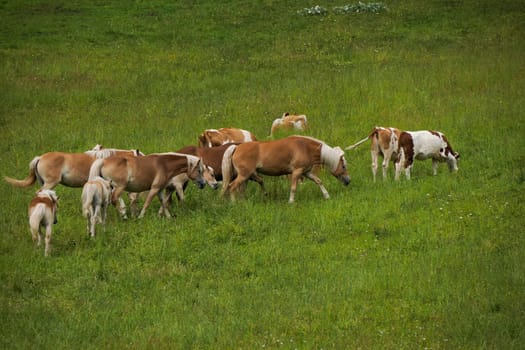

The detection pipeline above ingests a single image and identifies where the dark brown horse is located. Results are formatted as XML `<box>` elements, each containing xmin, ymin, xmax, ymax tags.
<box><xmin>89</xmin><ymin>153</ymin><xmax>214</xmax><ymax>218</ymax></box>
<box><xmin>164</xmin><ymin>143</ymin><xmax>236</xmax><ymax>202</ymax></box>
<box><xmin>221</xmin><ymin>136</ymin><xmax>350</xmax><ymax>203</ymax></box>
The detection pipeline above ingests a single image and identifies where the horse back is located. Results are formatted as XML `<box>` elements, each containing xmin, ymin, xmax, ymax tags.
<box><xmin>234</xmin><ymin>137</ymin><xmax>319</xmax><ymax>175</ymax></box>
<box><xmin>39</xmin><ymin>152</ymin><xmax>95</xmax><ymax>187</ymax></box>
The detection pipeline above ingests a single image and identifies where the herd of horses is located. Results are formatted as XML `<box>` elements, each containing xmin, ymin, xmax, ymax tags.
<box><xmin>5</xmin><ymin>116</ymin><xmax>460</xmax><ymax>256</ymax></box>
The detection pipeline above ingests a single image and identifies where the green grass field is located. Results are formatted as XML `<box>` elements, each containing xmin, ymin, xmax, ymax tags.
<box><xmin>1</xmin><ymin>1</ymin><xmax>524</xmax><ymax>348</ymax></box>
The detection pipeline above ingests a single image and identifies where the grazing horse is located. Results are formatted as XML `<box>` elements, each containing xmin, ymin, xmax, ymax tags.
<box><xmin>395</xmin><ymin>130</ymin><xmax>460</xmax><ymax>180</ymax></box>
<box><xmin>4</xmin><ymin>145</ymin><xmax>143</xmax><ymax>190</ymax></box>
<box><xmin>165</xmin><ymin>144</ymin><xmax>235</xmax><ymax>202</ymax></box>
<box><xmin>81</xmin><ymin>176</ymin><xmax>112</xmax><ymax>237</ymax></box>
<box><xmin>89</xmin><ymin>153</ymin><xmax>212</xmax><ymax>218</ymax></box>
<box><xmin>198</xmin><ymin>128</ymin><xmax>257</xmax><ymax>147</ymax></box>
<box><xmin>28</xmin><ymin>189</ymin><xmax>58</xmax><ymax>256</ymax></box>
<box><xmin>346</xmin><ymin>127</ymin><xmax>402</xmax><ymax>182</ymax></box>
<box><xmin>221</xmin><ymin>136</ymin><xmax>350</xmax><ymax>203</ymax></box>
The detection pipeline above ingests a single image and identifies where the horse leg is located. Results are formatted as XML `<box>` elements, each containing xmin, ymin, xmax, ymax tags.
<box><xmin>30</xmin><ymin>225</ymin><xmax>41</xmax><ymax>246</ymax></box>
<box><xmin>156</xmin><ymin>190</ymin><xmax>171</xmax><ymax>218</ymax></box>
<box><xmin>227</xmin><ymin>175</ymin><xmax>250</xmax><ymax>201</ymax></box>
<box><xmin>175</xmin><ymin>181</ymin><xmax>187</xmax><ymax>202</ymax></box>
<box><xmin>288</xmin><ymin>169</ymin><xmax>305</xmax><ymax>203</ymax></box>
<box><xmin>249</xmin><ymin>174</ymin><xmax>266</xmax><ymax>194</ymax></box>
<box><xmin>371</xmin><ymin>150</ymin><xmax>378</xmax><ymax>183</ymax></box>
<box><xmin>138</xmin><ymin>188</ymin><xmax>161</xmax><ymax>219</ymax></box>
<box><xmin>92</xmin><ymin>205</ymin><xmax>101</xmax><ymax>237</ymax></box>
<box><xmin>111</xmin><ymin>187</ymin><xmax>128</xmax><ymax>219</ymax></box>
<box><xmin>304</xmin><ymin>172</ymin><xmax>330</xmax><ymax>200</ymax></box>
<box><xmin>44</xmin><ymin>224</ymin><xmax>52</xmax><ymax>257</ymax></box>
<box><xmin>382</xmin><ymin>150</ymin><xmax>393</xmax><ymax>180</ymax></box>
<box><xmin>432</xmin><ymin>158</ymin><xmax>439</xmax><ymax>176</ymax></box>
<box><xmin>128</xmin><ymin>192</ymin><xmax>139</xmax><ymax>217</ymax></box>
<box><xmin>87</xmin><ymin>206</ymin><xmax>94</xmax><ymax>236</ymax></box>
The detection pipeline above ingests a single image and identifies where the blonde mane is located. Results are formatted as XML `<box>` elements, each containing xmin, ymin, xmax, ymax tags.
<box><xmin>321</xmin><ymin>144</ymin><xmax>345</xmax><ymax>173</ymax></box>
<box><xmin>85</xmin><ymin>145</ymin><xmax>142</xmax><ymax>159</ymax></box>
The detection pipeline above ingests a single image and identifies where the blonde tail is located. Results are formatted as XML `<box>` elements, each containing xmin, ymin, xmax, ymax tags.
<box><xmin>220</xmin><ymin>144</ymin><xmax>237</xmax><ymax>196</ymax></box>
<box><xmin>4</xmin><ymin>156</ymin><xmax>40</xmax><ymax>188</ymax></box>
<box><xmin>345</xmin><ymin>127</ymin><xmax>380</xmax><ymax>150</ymax></box>
<box><xmin>88</xmin><ymin>158</ymin><xmax>104</xmax><ymax>180</ymax></box>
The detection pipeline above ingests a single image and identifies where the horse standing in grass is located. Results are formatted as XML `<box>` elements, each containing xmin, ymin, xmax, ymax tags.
<box><xmin>345</xmin><ymin>127</ymin><xmax>402</xmax><ymax>182</ymax></box>
<box><xmin>169</xmin><ymin>143</ymin><xmax>236</xmax><ymax>200</ymax></box>
<box><xmin>89</xmin><ymin>153</ymin><xmax>214</xmax><ymax>218</ymax></box>
<box><xmin>4</xmin><ymin>145</ymin><xmax>143</xmax><ymax>190</ymax></box>
<box><xmin>28</xmin><ymin>189</ymin><xmax>58</xmax><ymax>257</ymax></box>
<box><xmin>81</xmin><ymin>176</ymin><xmax>112</xmax><ymax>237</ymax></box>
<box><xmin>221</xmin><ymin>136</ymin><xmax>350</xmax><ymax>203</ymax></box>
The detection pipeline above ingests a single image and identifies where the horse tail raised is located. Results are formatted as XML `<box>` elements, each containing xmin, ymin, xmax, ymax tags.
<box><xmin>220</xmin><ymin>144</ymin><xmax>237</xmax><ymax>196</ymax></box>
<box><xmin>345</xmin><ymin>127</ymin><xmax>379</xmax><ymax>151</ymax></box>
<box><xmin>4</xmin><ymin>156</ymin><xmax>41</xmax><ymax>188</ymax></box>
<box><xmin>88</xmin><ymin>158</ymin><xmax>105</xmax><ymax>180</ymax></box>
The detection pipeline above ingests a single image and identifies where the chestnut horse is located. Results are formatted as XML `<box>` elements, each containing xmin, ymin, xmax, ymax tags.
<box><xmin>221</xmin><ymin>136</ymin><xmax>350</xmax><ymax>203</ymax></box>
<box><xmin>89</xmin><ymin>153</ymin><xmax>213</xmax><ymax>218</ymax></box>
<box><xmin>4</xmin><ymin>145</ymin><xmax>143</xmax><ymax>190</ymax></box>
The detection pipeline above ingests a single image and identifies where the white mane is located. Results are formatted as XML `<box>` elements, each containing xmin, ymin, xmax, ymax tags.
<box><xmin>320</xmin><ymin>144</ymin><xmax>345</xmax><ymax>172</ymax></box>
<box><xmin>85</xmin><ymin>145</ymin><xmax>142</xmax><ymax>159</ymax></box>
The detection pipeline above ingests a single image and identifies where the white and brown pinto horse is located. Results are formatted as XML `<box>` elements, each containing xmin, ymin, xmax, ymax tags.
<box><xmin>346</xmin><ymin>127</ymin><xmax>402</xmax><ymax>182</ymax></box>
<box><xmin>395</xmin><ymin>130</ymin><xmax>460</xmax><ymax>180</ymax></box>
<box><xmin>221</xmin><ymin>136</ymin><xmax>350</xmax><ymax>203</ymax></box>
<box><xmin>4</xmin><ymin>145</ymin><xmax>143</xmax><ymax>190</ymax></box>
<box><xmin>89</xmin><ymin>153</ymin><xmax>213</xmax><ymax>218</ymax></box>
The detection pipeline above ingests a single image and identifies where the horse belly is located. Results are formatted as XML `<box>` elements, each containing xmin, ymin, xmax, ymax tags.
<box><xmin>61</xmin><ymin>167</ymin><xmax>90</xmax><ymax>187</ymax></box>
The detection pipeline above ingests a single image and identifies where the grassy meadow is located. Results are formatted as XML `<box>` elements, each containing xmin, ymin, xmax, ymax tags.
<box><xmin>1</xmin><ymin>0</ymin><xmax>524</xmax><ymax>348</ymax></box>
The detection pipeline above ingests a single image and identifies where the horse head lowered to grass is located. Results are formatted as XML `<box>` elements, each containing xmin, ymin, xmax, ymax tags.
<box><xmin>221</xmin><ymin>135</ymin><xmax>350</xmax><ymax>203</ymax></box>
<box><xmin>88</xmin><ymin>152</ymin><xmax>216</xmax><ymax>219</ymax></box>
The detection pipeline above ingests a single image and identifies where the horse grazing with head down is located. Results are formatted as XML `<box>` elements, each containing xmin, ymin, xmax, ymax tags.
<box><xmin>89</xmin><ymin>153</ymin><xmax>214</xmax><ymax>219</ymax></box>
<box><xmin>4</xmin><ymin>145</ymin><xmax>143</xmax><ymax>191</ymax></box>
<box><xmin>221</xmin><ymin>135</ymin><xmax>350</xmax><ymax>203</ymax></box>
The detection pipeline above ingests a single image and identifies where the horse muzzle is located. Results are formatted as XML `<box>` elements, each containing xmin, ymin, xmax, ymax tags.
<box><xmin>196</xmin><ymin>180</ymin><xmax>206</xmax><ymax>189</ymax></box>
<box><xmin>340</xmin><ymin>175</ymin><xmax>351</xmax><ymax>186</ymax></box>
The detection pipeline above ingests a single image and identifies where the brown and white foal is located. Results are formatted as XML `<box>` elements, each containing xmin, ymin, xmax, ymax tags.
<box><xmin>346</xmin><ymin>127</ymin><xmax>402</xmax><ymax>181</ymax></box>
<box><xmin>28</xmin><ymin>189</ymin><xmax>58</xmax><ymax>256</ymax></box>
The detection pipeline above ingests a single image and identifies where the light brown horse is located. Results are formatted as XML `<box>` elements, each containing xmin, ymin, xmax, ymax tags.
<box><xmin>4</xmin><ymin>145</ymin><xmax>143</xmax><ymax>190</ymax></box>
<box><xmin>221</xmin><ymin>136</ymin><xmax>350</xmax><ymax>203</ymax></box>
<box><xmin>89</xmin><ymin>153</ymin><xmax>213</xmax><ymax>218</ymax></box>
<box><xmin>198</xmin><ymin>128</ymin><xmax>257</xmax><ymax>147</ymax></box>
